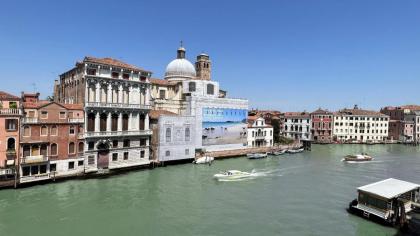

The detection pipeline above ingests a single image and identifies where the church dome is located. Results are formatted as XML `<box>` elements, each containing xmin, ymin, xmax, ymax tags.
<box><xmin>164</xmin><ymin>46</ymin><xmax>196</xmax><ymax>80</ymax></box>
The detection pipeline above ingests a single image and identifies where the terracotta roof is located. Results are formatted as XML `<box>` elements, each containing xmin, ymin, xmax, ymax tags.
<box><xmin>23</xmin><ymin>101</ymin><xmax>83</xmax><ymax>110</ymax></box>
<box><xmin>62</xmin><ymin>104</ymin><xmax>83</xmax><ymax>110</ymax></box>
<box><xmin>381</xmin><ymin>105</ymin><xmax>420</xmax><ymax>111</ymax></box>
<box><xmin>311</xmin><ymin>108</ymin><xmax>332</xmax><ymax>115</ymax></box>
<box><xmin>336</xmin><ymin>109</ymin><xmax>388</xmax><ymax>117</ymax></box>
<box><xmin>0</xmin><ymin>91</ymin><xmax>19</xmax><ymax>101</ymax></box>
<box><xmin>150</xmin><ymin>78</ymin><xmax>169</xmax><ymax>86</ymax></box>
<box><xmin>149</xmin><ymin>110</ymin><xmax>177</xmax><ymax>120</ymax></box>
<box><xmin>284</xmin><ymin>112</ymin><xmax>310</xmax><ymax>118</ymax></box>
<box><xmin>83</xmin><ymin>56</ymin><xmax>150</xmax><ymax>73</ymax></box>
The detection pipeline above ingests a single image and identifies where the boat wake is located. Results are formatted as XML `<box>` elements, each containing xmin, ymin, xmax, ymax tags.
<box><xmin>341</xmin><ymin>158</ymin><xmax>377</xmax><ymax>163</ymax></box>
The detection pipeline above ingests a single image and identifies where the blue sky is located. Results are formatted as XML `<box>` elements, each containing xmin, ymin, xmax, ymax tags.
<box><xmin>1</xmin><ymin>0</ymin><xmax>419</xmax><ymax>112</ymax></box>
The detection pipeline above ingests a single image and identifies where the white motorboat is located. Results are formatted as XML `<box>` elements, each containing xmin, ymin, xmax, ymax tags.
<box><xmin>213</xmin><ymin>170</ymin><xmax>252</xmax><ymax>180</ymax></box>
<box><xmin>193</xmin><ymin>156</ymin><xmax>214</xmax><ymax>164</ymax></box>
<box><xmin>344</xmin><ymin>153</ymin><xmax>372</xmax><ymax>162</ymax></box>
<box><xmin>271</xmin><ymin>150</ymin><xmax>286</xmax><ymax>156</ymax></box>
<box><xmin>247</xmin><ymin>153</ymin><xmax>268</xmax><ymax>159</ymax></box>
<box><xmin>287</xmin><ymin>148</ymin><xmax>304</xmax><ymax>154</ymax></box>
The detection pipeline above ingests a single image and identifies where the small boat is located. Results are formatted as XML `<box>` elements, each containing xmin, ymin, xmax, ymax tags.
<box><xmin>193</xmin><ymin>156</ymin><xmax>214</xmax><ymax>164</ymax></box>
<box><xmin>344</xmin><ymin>153</ymin><xmax>372</xmax><ymax>162</ymax></box>
<box><xmin>287</xmin><ymin>148</ymin><xmax>304</xmax><ymax>154</ymax></box>
<box><xmin>213</xmin><ymin>170</ymin><xmax>251</xmax><ymax>180</ymax></box>
<box><xmin>247</xmin><ymin>153</ymin><xmax>268</xmax><ymax>159</ymax></box>
<box><xmin>271</xmin><ymin>150</ymin><xmax>286</xmax><ymax>156</ymax></box>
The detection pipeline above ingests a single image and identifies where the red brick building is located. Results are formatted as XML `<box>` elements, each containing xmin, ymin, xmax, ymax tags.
<box><xmin>19</xmin><ymin>93</ymin><xmax>84</xmax><ymax>183</ymax></box>
<box><xmin>310</xmin><ymin>108</ymin><xmax>333</xmax><ymax>143</ymax></box>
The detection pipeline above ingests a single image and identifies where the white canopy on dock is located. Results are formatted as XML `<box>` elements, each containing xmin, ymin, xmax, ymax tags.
<box><xmin>358</xmin><ymin>178</ymin><xmax>420</xmax><ymax>199</ymax></box>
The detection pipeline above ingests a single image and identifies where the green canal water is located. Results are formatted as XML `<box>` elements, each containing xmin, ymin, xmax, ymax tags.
<box><xmin>1</xmin><ymin>145</ymin><xmax>420</xmax><ymax>236</ymax></box>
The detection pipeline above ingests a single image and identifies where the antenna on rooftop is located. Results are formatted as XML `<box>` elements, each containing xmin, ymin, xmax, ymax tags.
<box><xmin>31</xmin><ymin>83</ymin><xmax>37</xmax><ymax>93</ymax></box>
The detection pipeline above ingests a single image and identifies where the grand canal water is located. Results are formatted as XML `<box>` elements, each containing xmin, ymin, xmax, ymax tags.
<box><xmin>1</xmin><ymin>144</ymin><xmax>420</xmax><ymax>236</ymax></box>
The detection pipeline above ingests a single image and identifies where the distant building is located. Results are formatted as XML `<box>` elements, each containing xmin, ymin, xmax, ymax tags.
<box><xmin>310</xmin><ymin>108</ymin><xmax>333</xmax><ymax>143</ymax></box>
<box><xmin>20</xmin><ymin>93</ymin><xmax>84</xmax><ymax>183</ymax></box>
<box><xmin>0</xmin><ymin>91</ymin><xmax>21</xmax><ymax>183</ymax></box>
<box><xmin>247</xmin><ymin>116</ymin><xmax>273</xmax><ymax>147</ymax></box>
<box><xmin>283</xmin><ymin>112</ymin><xmax>311</xmax><ymax>141</ymax></box>
<box><xmin>381</xmin><ymin>105</ymin><xmax>420</xmax><ymax>143</ymax></box>
<box><xmin>333</xmin><ymin>106</ymin><xmax>389</xmax><ymax>143</ymax></box>
<box><xmin>54</xmin><ymin>57</ymin><xmax>152</xmax><ymax>172</ymax></box>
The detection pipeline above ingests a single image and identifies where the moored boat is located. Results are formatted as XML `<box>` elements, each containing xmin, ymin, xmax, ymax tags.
<box><xmin>286</xmin><ymin>148</ymin><xmax>304</xmax><ymax>154</ymax></box>
<box><xmin>193</xmin><ymin>156</ymin><xmax>214</xmax><ymax>164</ymax></box>
<box><xmin>213</xmin><ymin>170</ymin><xmax>252</xmax><ymax>180</ymax></box>
<box><xmin>270</xmin><ymin>150</ymin><xmax>286</xmax><ymax>155</ymax></box>
<box><xmin>247</xmin><ymin>153</ymin><xmax>268</xmax><ymax>159</ymax></box>
<box><xmin>344</xmin><ymin>153</ymin><xmax>372</xmax><ymax>162</ymax></box>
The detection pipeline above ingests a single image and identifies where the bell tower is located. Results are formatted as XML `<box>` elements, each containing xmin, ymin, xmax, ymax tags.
<box><xmin>195</xmin><ymin>53</ymin><xmax>211</xmax><ymax>81</ymax></box>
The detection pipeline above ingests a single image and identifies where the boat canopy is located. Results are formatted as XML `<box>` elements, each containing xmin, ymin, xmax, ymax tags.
<box><xmin>358</xmin><ymin>178</ymin><xmax>420</xmax><ymax>200</ymax></box>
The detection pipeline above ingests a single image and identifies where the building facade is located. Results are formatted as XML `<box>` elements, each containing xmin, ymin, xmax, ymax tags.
<box><xmin>20</xmin><ymin>94</ymin><xmax>85</xmax><ymax>183</ymax></box>
<box><xmin>381</xmin><ymin>105</ymin><xmax>420</xmax><ymax>143</ymax></box>
<box><xmin>310</xmin><ymin>109</ymin><xmax>333</xmax><ymax>143</ymax></box>
<box><xmin>0</xmin><ymin>91</ymin><xmax>21</xmax><ymax>182</ymax></box>
<box><xmin>55</xmin><ymin>57</ymin><xmax>152</xmax><ymax>172</ymax></box>
<box><xmin>333</xmin><ymin>106</ymin><xmax>389</xmax><ymax>143</ymax></box>
<box><xmin>247</xmin><ymin>117</ymin><xmax>273</xmax><ymax>147</ymax></box>
<box><xmin>283</xmin><ymin>112</ymin><xmax>311</xmax><ymax>141</ymax></box>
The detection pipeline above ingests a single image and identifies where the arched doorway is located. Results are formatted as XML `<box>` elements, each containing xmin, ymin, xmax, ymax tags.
<box><xmin>97</xmin><ymin>142</ymin><xmax>110</xmax><ymax>169</ymax></box>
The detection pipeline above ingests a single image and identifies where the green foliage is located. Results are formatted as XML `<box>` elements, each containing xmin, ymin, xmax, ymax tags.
<box><xmin>278</xmin><ymin>136</ymin><xmax>294</xmax><ymax>145</ymax></box>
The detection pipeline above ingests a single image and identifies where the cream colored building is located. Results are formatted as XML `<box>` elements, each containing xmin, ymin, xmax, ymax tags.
<box><xmin>333</xmin><ymin>106</ymin><xmax>389</xmax><ymax>143</ymax></box>
<box><xmin>247</xmin><ymin>117</ymin><xmax>273</xmax><ymax>147</ymax></box>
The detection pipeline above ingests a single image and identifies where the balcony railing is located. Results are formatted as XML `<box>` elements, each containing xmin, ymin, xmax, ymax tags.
<box><xmin>85</xmin><ymin>102</ymin><xmax>151</xmax><ymax>110</ymax></box>
<box><xmin>85</xmin><ymin>130</ymin><xmax>152</xmax><ymax>138</ymax></box>
<box><xmin>21</xmin><ymin>155</ymin><xmax>49</xmax><ymax>164</ymax></box>
<box><xmin>22</xmin><ymin>117</ymin><xmax>85</xmax><ymax>124</ymax></box>
<box><xmin>0</xmin><ymin>108</ymin><xmax>21</xmax><ymax>115</ymax></box>
<box><xmin>20</xmin><ymin>173</ymin><xmax>50</xmax><ymax>183</ymax></box>
<box><xmin>68</xmin><ymin>118</ymin><xmax>84</xmax><ymax>123</ymax></box>
<box><xmin>0</xmin><ymin>168</ymin><xmax>15</xmax><ymax>176</ymax></box>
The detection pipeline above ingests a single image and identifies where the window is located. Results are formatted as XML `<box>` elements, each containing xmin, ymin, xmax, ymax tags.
<box><xmin>31</xmin><ymin>165</ymin><xmax>39</xmax><ymax>175</ymax></box>
<box><xmin>185</xmin><ymin>149</ymin><xmax>189</xmax><ymax>155</ymax></box>
<box><xmin>87</xmin><ymin>113</ymin><xmax>95</xmax><ymax>132</ymax></box>
<box><xmin>100</xmin><ymin>113</ymin><xmax>107</xmax><ymax>131</ymax></box>
<box><xmin>165</xmin><ymin>150</ymin><xmax>170</xmax><ymax>157</ymax></box>
<box><xmin>50</xmin><ymin>143</ymin><xmax>58</xmax><ymax>156</ymax></box>
<box><xmin>9</xmin><ymin>102</ymin><xmax>17</xmax><ymax>109</ymax></box>
<box><xmin>122</xmin><ymin>114</ymin><xmax>129</xmax><ymax>131</ymax></box>
<box><xmin>69</xmin><ymin>125</ymin><xmax>75</xmax><ymax>134</ymax></box>
<box><xmin>87</xmin><ymin>68</ymin><xmax>96</xmax><ymax>75</ymax></box>
<box><xmin>78</xmin><ymin>142</ymin><xmax>84</xmax><ymax>153</ymax></box>
<box><xmin>23</xmin><ymin>126</ymin><xmax>30</xmax><ymax>136</ymax></box>
<box><xmin>207</xmin><ymin>84</ymin><xmax>214</xmax><ymax>95</ymax></box>
<box><xmin>159</xmin><ymin>90</ymin><xmax>166</xmax><ymax>99</ymax></box>
<box><xmin>140</xmin><ymin>150</ymin><xmax>145</xmax><ymax>158</ymax></box>
<box><xmin>7</xmin><ymin>138</ymin><xmax>15</xmax><ymax>151</ymax></box>
<box><xmin>50</xmin><ymin>164</ymin><xmax>57</xmax><ymax>172</ymax></box>
<box><xmin>41</xmin><ymin>111</ymin><xmax>48</xmax><ymax>119</ymax></box>
<box><xmin>111</xmin><ymin>114</ymin><xmax>118</xmax><ymax>131</ymax></box>
<box><xmin>5</xmin><ymin>119</ymin><xmax>17</xmax><ymax>131</ymax></box>
<box><xmin>41</xmin><ymin>125</ymin><xmax>48</xmax><ymax>136</ymax></box>
<box><xmin>112</xmin><ymin>72</ymin><xmax>119</xmax><ymax>78</ymax></box>
<box><xmin>139</xmin><ymin>114</ymin><xmax>145</xmax><ymax>130</ymax></box>
<box><xmin>40</xmin><ymin>144</ymin><xmax>47</xmax><ymax>156</ymax></box>
<box><xmin>140</xmin><ymin>76</ymin><xmax>147</xmax><ymax>82</ymax></box>
<box><xmin>166</xmin><ymin>128</ymin><xmax>171</xmax><ymax>142</ymax></box>
<box><xmin>68</xmin><ymin>161</ymin><xmax>75</xmax><ymax>170</ymax></box>
<box><xmin>122</xmin><ymin>73</ymin><xmax>130</xmax><ymax>80</ymax></box>
<box><xmin>123</xmin><ymin>152</ymin><xmax>129</xmax><ymax>160</ymax></box>
<box><xmin>22</xmin><ymin>166</ymin><xmax>30</xmax><ymax>176</ymax></box>
<box><xmin>123</xmin><ymin>139</ymin><xmax>130</xmax><ymax>147</ymax></box>
<box><xmin>112</xmin><ymin>153</ymin><xmax>118</xmax><ymax>161</ymax></box>
<box><xmin>78</xmin><ymin>160</ymin><xmax>84</xmax><ymax>166</ymax></box>
<box><xmin>59</xmin><ymin>112</ymin><xmax>66</xmax><ymax>119</ymax></box>
<box><xmin>189</xmin><ymin>82</ymin><xmax>196</xmax><ymax>92</ymax></box>
<box><xmin>140</xmin><ymin>139</ymin><xmax>146</xmax><ymax>146</ymax></box>
<box><xmin>184</xmin><ymin>127</ymin><xmax>191</xmax><ymax>141</ymax></box>
<box><xmin>88</xmin><ymin>156</ymin><xmax>95</xmax><ymax>165</ymax></box>
<box><xmin>113</xmin><ymin>140</ymin><xmax>119</xmax><ymax>148</ymax></box>
<box><xmin>51</xmin><ymin>125</ymin><xmax>58</xmax><ymax>136</ymax></box>
<box><xmin>69</xmin><ymin>142</ymin><xmax>75</xmax><ymax>154</ymax></box>
<box><xmin>88</xmin><ymin>142</ymin><xmax>94</xmax><ymax>150</ymax></box>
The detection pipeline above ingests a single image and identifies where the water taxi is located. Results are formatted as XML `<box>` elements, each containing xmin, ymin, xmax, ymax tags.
<box><xmin>287</xmin><ymin>148</ymin><xmax>304</xmax><ymax>154</ymax></box>
<box><xmin>344</xmin><ymin>153</ymin><xmax>372</xmax><ymax>162</ymax></box>
<box><xmin>193</xmin><ymin>156</ymin><xmax>214</xmax><ymax>164</ymax></box>
<box><xmin>348</xmin><ymin>178</ymin><xmax>420</xmax><ymax>226</ymax></box>
<box><xmin>213</xmin><ymin>170</ymin><xmax>251</xmax><ymax>180</ymax></box>
<box><xmin>247</xmin><ymin>153</ymin><xmax>268</xmax><ymax>159</ymax></box>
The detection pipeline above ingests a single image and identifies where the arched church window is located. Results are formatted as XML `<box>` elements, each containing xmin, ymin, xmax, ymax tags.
<box><xmin>189</xmin><ymin>82</ymin><xmax>196</xmax><ymax>92</ymax></box>
<box><xmin>166</xmin><ymin>128</ymin><xmax>171</xmax><ymax>143</ymax></box>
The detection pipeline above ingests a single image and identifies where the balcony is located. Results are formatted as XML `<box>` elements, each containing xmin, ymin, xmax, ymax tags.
<box><xmin>20</xmin><ymin>173</ymin><xmax>50</xmax><ymax>183</ymax></box>
<box><xmin>68</xmin><ymin>118</ymin><xmax>84</xmax><ymax>123</ymax></box>
<box><xmin>22</xmin><ymin>117</ymin><xmax>85</xmax><ymax>124</ymax></box>
<box><xmin>85</xmin><ymin>102</ymin><xmax>151</xmax><ymax>110</ymax></box>
<box><xmin>85</xmin><ymin>130</ymin><xmax>152</xmax><ymax>138</ymax></box>
<box><xmin>0</xmin><ymin>108</ymin><xmax>21</xmax><ymax>116</ymax></box>
<box><xmin>6</xmin><ymin>149</ymin><xmax>16</xmax><ymax>157</ymax></box>
<box><xmin>0</xmin><ymin>168</ymin><xmax>15</xmax><ymax>176</ymax></box>
<box><xmin>21</xmin><ymin>155</ymin><xmax>49</xmax><ymax>164</ymax></box>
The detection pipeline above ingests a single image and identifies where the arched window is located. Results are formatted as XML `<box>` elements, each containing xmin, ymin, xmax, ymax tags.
<box><xmin>188</xmin><ymin>82</ymin><xmax>196</xmax><ymax>92</ymax></box>
<box><xmin>7</xmin><ymin>138</ymin><xmax>15</xmax><ymax>151</ymax></box>
<box><xmin>69</xmin><ymin>142</ymin><xmax>75</xmax><ymax>154</ymax></box>
<box><xmin>41</xmin><ymin>125</ymin><xmax>48</xmax><ymax>136</ymax></box>
<box><xmin>51</xmin><ymin>125</ymin><xmax>58</xmax><ymax>136</ymax></box>
<box><xmin>40</xmin><ymin>144</ymin><xmax>47</xmax><ymax>156</ymax></box>
<box><xmin>78</xmin><ymin>142</ymin><xmax>84</xmax><ymax>153</ymax></box>
<box><xmin>122</xmin><ymin>114</ymin><xmax>129</xmax><ymax>131</ymax></box>
<box><xmin>100</xmin><ymin>113</ymin><xmax>107</xmax><ymax>131</ymax></box>
<box><xmin>207</xmin><ymin>84</ymin><xmax>214</xmax><ymax>95</ymax></box>
<box><xmin>185</xmin><ymin>127</ymin><xmax>190</xmax><ymax>141</ymax></box>
<box><xmin>50</xmin><ymin>143</ymin><xmax>58</xmax><ymax>156</ymax></box>
<box><xmin>87</xmin><ymin>113</ymin><xmax>95</xmax><ymax>132</ymax></box>
<box><xmin>165</xmin><ymin>150</ymin><xmax>170</xmax><ymax>156</ymax></box>
<box><xmin>139</xmin><ymin>114</ymin><xmax>145</xmax><ymax>130</ymax></box>
<box><xmin>166</xmin><ymin>128</ymin><xmax>171</xmax><ymax>142</ymax></box>
<box><xmin>111</xmin><ymin>114</ymin><xmax>118</xmax><ymax>131</ymax></box>
<box><xmin>23</xmin><ymin>126</ymin><xmax>30</xmax><ymax>136</ymax></box>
